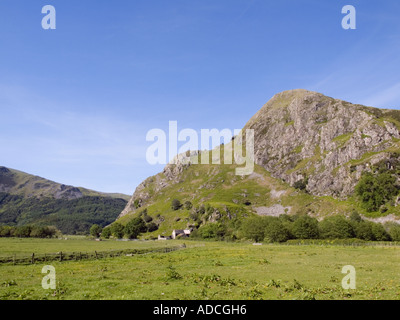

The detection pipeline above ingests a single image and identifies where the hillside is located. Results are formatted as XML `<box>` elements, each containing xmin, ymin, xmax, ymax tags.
<box><xmin>117</xmin><ymin>90</ymin><xmax>400</xmax><ymax>237</ymax></box>
<box><xmin>0</xmin><ymin>167</ymin><xmax>129</xmax><ymax>234</ymax></box>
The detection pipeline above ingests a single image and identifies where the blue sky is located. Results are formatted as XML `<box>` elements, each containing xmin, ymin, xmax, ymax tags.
<box><xmin>0</xmin><ymin>0</ymin><xmax>399</xmax><ymax>195</ymax></box>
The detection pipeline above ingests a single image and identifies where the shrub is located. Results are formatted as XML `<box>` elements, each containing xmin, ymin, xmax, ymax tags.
<box><xmin>184</xmin><ymin>201</ymin><xmax>193</xmax><ymax>210</ymax></box>
<box><xmin>319</xmin><ymin>216</ymin><xmax>355</xmax><ymax>239</ymax></box>
<box><xmin>143</xmin><ymin>214</ymin><xmax>153</xmax><ymax>223</ymax></box>
<box><xmin>292</xmin><ymin>215</ymin><xmax>319</xmax><ymax>239</ymax></box>
<box><xmin>293</xmin><ymin>178</ymin><xmax>308</xmax><ymax>191</ymax></box>
<box><xmin>171</xmin><ymin>199</ymin><xmax>182</xmax><ymax>210</ymax></box>
<box><xmin>133</xmin><ymin>199</ymin><xmax>141</xmax><ymax>209</ymax></box>
<box><xmin>349</xmin><ymin>211</ymin><xmax>362</xmax><ymax>223</ymax></box>
<box><xmin>146</xmin><ymin>222</ymin><xmax>159</xmax><ymax>232</ymax></box>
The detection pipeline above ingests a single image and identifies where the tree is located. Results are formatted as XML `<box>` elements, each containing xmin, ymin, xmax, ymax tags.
<box><xmin>292</xmin><ymin>216</ymin><xmax>319</xmax><ymax>239</ymax></box>
<box><xmin>386</xmin><ymin>223</ymin><xmax>400</xmax><ymax>241</ymax></box>
<box><xmin>198</xmin><ymin>223</ymin><xmax>226</xmax><ymax>239</ymax></box>
<box><xmin>30</xmin><ymin>226</ymin><xmax>55</xmax><ymax>238</ymax></box>
<box><xmin>264</xmin><ymin>219</ymin><xmax>291</xmax><ymax>243</ymax></box>
<box><xmin>354</xmin><ymin>222</ymin><xmax>375</xmax><ymax>241</ymax></box>
<box><xmin>355</xmin><ymin>172</ymin><xmax>398</xmax><ymax>212</ymax></box>
<box><xmin>111</xmin><ymin>223</ymin><xmax>125</xmax><ymax>239</ymax></box>
<box><xmin>371</xmin><ymin>223</ymin><xmax>391</xmax><ymax>241</ymax></box>
<box><xmin>171</xmin><ymin>199</ymin><xmax>182</xmax><ymax>211</ymax></box>
<box><xmin>124</xmin><ymin>217</ymin><xmax>146</xmax><ymax>239</ymax></box>
<box><xmin>90</xmin><ymin>224</ymin><xmax>103</xmax><ymax>238</ymax></box>
<box><xmin>241</xmin><ymin>217</ymin><xmax>266</xmax><ymax>242</ymax></box>
<box><xmin>101</xmin><ymin>227</ymin><xmax>112</xmax><ymax>239</ymax></box>
<box><xmin>14</xmin><ymin>226</ymin><xmax>33</xmax><ymax>238</ymax></box>
<box><xmin>319</xmin><ymin>216</ymin><xmax>355</xmax><ymax>239</ymax></box>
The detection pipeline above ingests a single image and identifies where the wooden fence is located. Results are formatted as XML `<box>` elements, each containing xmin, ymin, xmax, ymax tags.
<box><xmin>0</xmin><ymin>244</ymin><xmax>186</xmax><ymax>266</ymax></box>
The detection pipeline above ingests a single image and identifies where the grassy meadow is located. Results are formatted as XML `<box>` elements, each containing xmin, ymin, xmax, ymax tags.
<box><xmin>0</xmin><ymin>237</ymin><xmax>400</xmax><ymax>300</ymax></box>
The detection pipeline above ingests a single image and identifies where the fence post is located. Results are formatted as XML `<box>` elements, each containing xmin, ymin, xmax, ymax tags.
<box><xmin>60</xmin><ymin>251</ymin><xmax>63</xmax><ymax>262</ymax></box>
<box><xmin>95</xmin><ymin>251</ymin><xmax>98</xmax><ymax>259</ymax></box>
<box><xmin>13</xmin><ymin>254</ymin><xmax>16</xmax><ymax>265</ymax></box>
<box><xmin>31</xmin><ymin>253</ymin><xmax>35</xmax><ymax>264</ymax></box>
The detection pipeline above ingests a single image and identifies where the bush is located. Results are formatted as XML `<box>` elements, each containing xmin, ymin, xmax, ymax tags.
<box><xmin>264</xmin><ymin>219</ymin><xmax>291</xmax><ymax>243</ymax></box>
<box><xmin>293</xmin><ymin>178</ymin><xmax>308</xmax><ymax>191</ymax></box>
<box><xmin>171</xmin><ymin>199</ymin><xmax>182</xmax><ymax>211</ymax></box>
<box><xmin>146</xmin><ymin>222</ymin><xmax>159</xmax><ymax>232</ymax></box>
<box><xmin>319</xmin><ymin>216</ymin><xmax>355</xmax><ymax>239</ymax></box>
<box><xmin>143</xmin><ymin>214</ymin><xmax>153</xmax><ymax>223</ymax></box>
<box><xmin>184</xmin><ymin>201</ymin><xmax>193</xmax><ymax>210</ymax></box>
<box><xmin>292</xmin><ymin>215</ymin><xmax>319</xmax><ymax>239</ymax></box>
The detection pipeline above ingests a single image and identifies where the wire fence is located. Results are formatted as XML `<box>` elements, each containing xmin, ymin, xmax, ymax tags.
<box><xmin>0</xmin><ymin>244</ymin><xmax>186</xmax><ymax>266</ymax></box>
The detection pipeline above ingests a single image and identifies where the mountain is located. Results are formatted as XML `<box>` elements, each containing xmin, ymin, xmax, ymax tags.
<box><xmin>116</xmin><ymin>90</ymin><xmax>400</xmax><ymax>237</ymax></box>
<box><xmin>0</xmin><ymin>167</ymin><xmax>130</xmax><ymax>234</ymax></box>
<box><xmin>244</xmin><ymin>89</ymin><xmax>400</xmax><ymax>197</ymax></box>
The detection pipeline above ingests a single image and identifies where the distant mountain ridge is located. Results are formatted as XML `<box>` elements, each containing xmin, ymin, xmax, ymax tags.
<box><xmin>0</xmin><ymin>166</ymin><xmax>129</xmax><ymax>234</ymax></box>
<box><xmin>0</xmin><ymin>166</ymin><xmax>130</xmax><ymax>201</ymax></box>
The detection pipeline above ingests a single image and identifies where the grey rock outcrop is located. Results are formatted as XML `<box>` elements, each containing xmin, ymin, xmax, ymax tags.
<box><xmin>244</xmin><ymin>89</ymin><xmax>400</xmax><ymax>198</ymax></box>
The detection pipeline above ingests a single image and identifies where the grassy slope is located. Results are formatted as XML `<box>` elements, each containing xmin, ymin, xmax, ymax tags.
<box><xmin>117</xmin><ymin>158</ymin><xmax>377</xmax><ymax>239</ymax></box>
<box><xmin>0</xmin><ymin>238</ymin><xmax>399</xmax><ymax>300</ymax></box>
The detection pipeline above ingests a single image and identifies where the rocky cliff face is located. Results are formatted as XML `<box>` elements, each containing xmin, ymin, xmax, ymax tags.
<box><xmin>119</xmin><ymin>89</ymin><xmax>400</xmax><ymax>218</ymax></box>
<box><xmin>244</xmin><ymin>89</ymin><xmax>400</xmax><ymax>198</ymax></box>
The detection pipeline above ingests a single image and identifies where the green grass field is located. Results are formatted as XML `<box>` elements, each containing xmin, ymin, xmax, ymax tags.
<box><xmin>0</xmin><ymin>238</ymin><xmax>399</xmax><ymax>300</ymax></box>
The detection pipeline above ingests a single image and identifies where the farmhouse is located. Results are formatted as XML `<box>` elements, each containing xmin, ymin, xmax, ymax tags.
<box><xmin>171</xmin><ymin>229</ymin><xmax>192</xmax><ymax>239</ymax></box>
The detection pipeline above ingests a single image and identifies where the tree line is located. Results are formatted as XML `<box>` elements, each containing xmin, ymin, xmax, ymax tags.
<box><xmin>191</xmin><ymin>212</ymin><xmax>400</xmax><ymax>243</ymax></box>
<box><xmin>0</xmin><ymin>225</ymin><xmax>57</xmax><ymax>238</ymax></box>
